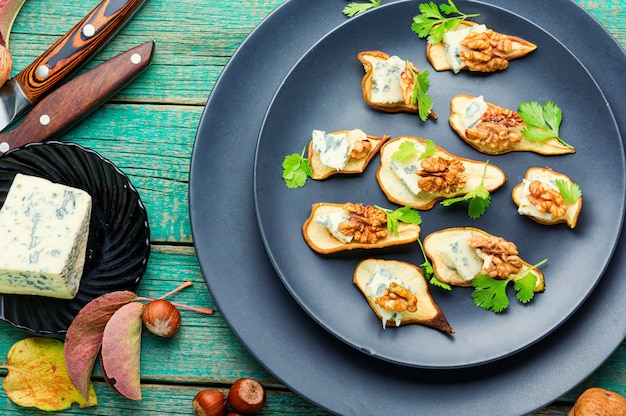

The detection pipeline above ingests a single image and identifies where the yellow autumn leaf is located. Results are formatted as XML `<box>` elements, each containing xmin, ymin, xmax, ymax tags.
<box><xmin>1</xmin><ymin>337</ymin><xmax>97</xmax><ymax>411</ymax></box>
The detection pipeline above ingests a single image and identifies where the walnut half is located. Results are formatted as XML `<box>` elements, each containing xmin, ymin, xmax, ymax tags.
<box><xmin>338</xmin><ymin>203</ymin><xmax>388</xmax><ymax>244</ymax></box>
<box><xmin>468</xmin><ymin>235</ymin><xmax>523</xmax><ymax>279</ymax></box>
<box><xmin>460</xmin><ymin>29</ymin><xmax>513</xmax><ymax>72</ymax></box>
<box><xmin>416</xmin><ymin>156</ymin><xmax>468</xmax><ymax>194</ymax></box>
<box><xmin>375</xmin><ymin>282</ymin><xmax>418</xmax><ymax>313</ymax></box>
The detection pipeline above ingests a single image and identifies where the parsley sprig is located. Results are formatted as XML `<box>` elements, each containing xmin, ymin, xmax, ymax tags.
<box><xmin>518</xmin><ymin>101</ymin><xmax>573</xmax><ymax>149</ymax></box>
<box><xmin>282</xmin><ymin>147</ymin><xmax>312</xmax><ymax>188</ymax></box>
<box><xmin>391</xmin><ymin>139</ymin><xmax>437</xmax><ymax>162</ymax></box>
<box><xmin>375</xmin><ymin>205</ymin><xmax>422</xmax><ymax>237</ymax></box>
<box><xmin>471</xmin><ymin>259</ymin><xmax>547</xmax><ymax>313</ymax></box>
<box><xmin>408</xmin><ymin>67</ymin><xmax>434</xmax><ymax>121</ymax></box>
<box><xmin>556</xmin><ymin>179</ymin><xmax>582</xmax><ymax>204</ymax></box>
<box><xmin>343</xmin><ymin>0</ymin><xmax>381</xmax><ymax>17</ymax></box>
<box><xmin>440</xmin><ymin>161</ymin><xmax>492</xmax><ymax>219</ymax></box>
<box><xmin>417</xmin><ymin>238</ymin><xmax>452</xmax><ymax>290</ymax></box>
<box><xmin>411</xmin><ymin>0</ymin><xmax>480</xmax><ymax>44</ymax></box>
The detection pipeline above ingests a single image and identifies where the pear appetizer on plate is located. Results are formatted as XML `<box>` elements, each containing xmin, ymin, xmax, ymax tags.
<box><xmin>302</xmin><ymin>202</ymin><xmax>420</xmax><ymax>254</ymax></box>
<box><xmin>426</xmin><ymin>21</ymin><xmax>536</xmax><ymax>73</ymax></box>
<box><xmin>423</xmin><ymin>227</ymin><xmax>545</xmax><ymax>291</ymax></box>
<box><xmin>377</xmin><ymin>136</ymin><xmax>506</xmax><ymax>210</ymax></box>
<box><xmin>357</xmin><ymin>51</ymin><xmax>435</xmax><ymax>120</ymax></box>
<box><xmin>308</xmin><ymin>129</ymin><xmax>390</xmax><ymax>180</ymax></box>
<box><xmin>449</xmin><ymin>94</ymin><xmax>575</xmax><ymax>155</ymax></box>
<box><xmin>353</xmin><ymin>259</ymin><xmax>454</xmax><ymax>333</ymax></box>
<box><xmin>512</xmin><ymin>167</ymin><xmax>582</xmax><ymax>228</ymax></box>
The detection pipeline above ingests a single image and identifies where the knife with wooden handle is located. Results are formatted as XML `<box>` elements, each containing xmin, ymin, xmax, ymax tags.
<box><xmin>0</xmin><ymin>40</ymin><xmax>155</xmax><ymax>154</ymax></box>
<box><xmin>0</xmin><ymin>0</ymin><xmax>147</xmax><ymax>132</ymax></box>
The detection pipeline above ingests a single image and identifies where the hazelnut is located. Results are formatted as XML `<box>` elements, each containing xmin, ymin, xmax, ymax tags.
<box><xmin>227</xmin><ymin>378</ymin><xmax>266</xmax><ymax>414</ymax></box>
<box><xmin>141</xmin><ymin>299</ymin><xmax>181</xmax><ymax>337</ymax></box>
<box><xmin>193</xmin><ymin>389</ymin><xmax>227</xmax><ymax>416</ymax></box>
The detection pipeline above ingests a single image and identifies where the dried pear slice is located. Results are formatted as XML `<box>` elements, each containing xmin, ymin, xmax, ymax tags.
<box><xmin>308</xmin><ymin>129</ymin><xmax>390</xmax><ymax>180</ymax></box>
<box><xmin>426</xmin><ymin>21</ymin><xmax>537</xmax><ymax>72</ymax></box>
<box><xmin>512</xmin><ymin>167</ymin><xmax>582</xmax><ymax>228</ymax></box>
<box><xmin>449</xmin><ymin>94</ymin><xmax>575</xmax><ymax>155</ymax></box>
<box><xmin>423</xmin><ymin>227</ymin><xmax>545</xmax><ymax>291</ymax></box>
<box><xmin>357</xmin><ymin>51</ymin><xmax>430</xmax><ymax>115</ymax></box>
<box><xmin>376</xmin><ymin>136</ymin><xmax>507</xmax><ymax>210</ymax></box>
<box><xmin>353</xmin><ymin>258</ymin><xmax>454</xmax><ymax>333</ymax></box>
<box><xmin>302</xmin><ymin>202</ymin><xmax>420</xmax><ymax>254</ymax></box>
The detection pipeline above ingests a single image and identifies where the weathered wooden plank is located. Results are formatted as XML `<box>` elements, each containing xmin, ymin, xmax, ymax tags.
<box><xmin>0</xmin><ymin>382</ymin><xmax>330</xmax><ymax>415</ymax></box>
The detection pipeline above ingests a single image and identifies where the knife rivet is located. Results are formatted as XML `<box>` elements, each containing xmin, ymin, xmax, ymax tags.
<box><xmin>83</xmin><ymin>24</ymin><xmax>96</xmax><ymax>38</ymax></box>
<box><xmin>131</xmin><ymin>53</ymin><xmax>142</xmax><ymax>65</ymax></box>
<box><xmin>0</xmin><ymin>142</ymin><xmax>9</xmax><ymax>153</ymax></box>
<box><xmin>39</xmin><ymin>114</ymin><xmax>50</xmax><ymax>126</ymax></box>
<box><xmin>36</xmin><ymin>65</ymin><xmax>50</xmax><ymax>79</ymax></box>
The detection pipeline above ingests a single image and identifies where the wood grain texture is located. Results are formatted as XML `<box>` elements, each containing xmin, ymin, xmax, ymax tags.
<box><xmin>0</xmin><ymin>0</ymin><xmax>624</xmax><ymax>415</ymax></box>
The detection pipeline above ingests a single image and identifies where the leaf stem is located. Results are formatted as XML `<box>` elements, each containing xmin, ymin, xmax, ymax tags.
<box><xmin>158</xmin><ymin>281</ymin><xmax>193</xmax><ymax>299</ymax></box>
<box><xmin>169</xmin><ymin>301</ymin><xmax>214</xmax><ymax>315</ymax></box>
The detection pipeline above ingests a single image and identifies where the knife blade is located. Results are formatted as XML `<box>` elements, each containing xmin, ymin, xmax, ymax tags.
<box><xmin>0</xmin><ymin>40</ymin><xmax>155</xmax><ymax>155</ymax></box>
<box><xmin>0</xmin><ymin>0</ymin><xmax>147</xmax><ymax>133</ymax></box>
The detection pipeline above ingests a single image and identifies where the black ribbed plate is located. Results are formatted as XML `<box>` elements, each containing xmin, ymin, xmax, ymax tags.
<box><xmin>0</xmin><ymin>141</ymin><xmax>150</xmax><ymax>334</ymax></box>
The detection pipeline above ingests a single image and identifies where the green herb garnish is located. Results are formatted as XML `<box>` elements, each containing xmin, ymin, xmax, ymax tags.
<box><xmin>440</xmin><ymin>161</ymin><xmax>491</xmax><ymax>219</ymax></box>
<box><xmin>408</xmin><ymin>67</ymin><xmax>434</xmax><ymax>121</ymax></box>
<box><xmin>518</xmin><ymin>101</ymin><xmax>573</xmax><ymax>149</ymax></box>
<box><xmin>391</xmin><ymin>139</ymin><xmax>436</xmax><ymax>162</ymax></box>
<box><xmin>417</xmin><ymin>238</ymin><xmax>452</xmax><ymax>290</ymax></box>
<box><xmin>375</xmin><ymin>205</ymin><xmax>422</xmax><ymax>237</ymax></box>
<box><xmin>555</xmin><ymin>179</ymin><xmax>582</xmax><ymax>204</ymax></box>
<box><xmin>282</xmin><ymin>147</ymin><xmax>312</xmax><ymax>188</ymax></box>
<box><xmin>343</xmin><ymin>0</ymin><xmax>381</xmax><ymax>17</ymax></box>
<box><xmin>471</xmin><ymin>259</ymin><xmax>547</xmax><ymax>313</ymax></box>
<box><xmin>411</xmin><ymin>0</ymin><xmax>480</xmax><ymax>44</ymax></box>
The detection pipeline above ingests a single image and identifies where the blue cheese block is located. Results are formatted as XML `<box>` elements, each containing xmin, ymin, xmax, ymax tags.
<box><xmin>0</xmin><ymin>173</ymin><xmax>92</xmax><ymax>299</ymax></box>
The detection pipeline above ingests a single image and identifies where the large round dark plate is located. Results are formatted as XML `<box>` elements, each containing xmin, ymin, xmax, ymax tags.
<box><xmin>254</xmin><ymin>2</ymin><xmax>623</xmax><ymax>368</ymax></box>
<box><xmin>190</xmin><ymin>0</ymin><xmax>626</xmax><ymax>414</ymax></box>
<box><xmin>0</xmin><ymin>141</ymin><xmax>150</xmax><ymax>334</ymax></box>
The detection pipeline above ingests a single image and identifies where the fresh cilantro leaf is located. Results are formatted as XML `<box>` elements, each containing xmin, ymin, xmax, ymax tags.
<box><xmin>555</xmin><ymin>179</ymin><xmax>582</xmax><ymax>204</ymax></box>
<box><xmin>375</xmin><ymin>205</ymin><xmax>422</xmax><ymax>237</ymax></box>
<box><xmin>408</xmin><ymin>68</ymin><xmax>434</xmax><ymax>122</ymax></box>
<box><xmin>421</xmin><ymin>139</ymin><xmax>437</xmax><ymax>160</ymax></box>
<box><xmin>343</xmin><ymin>0</ymin><xmax>381</xmax><ymax>17</ymax></box>
<box><xmin>392</xmin><ymin>139</ymin><xmax>436</xmax><ymax>162</ymax></box>
<box><xmin>392</xmin><ymin>141</ymin><xmax>419</xmax><ymax>161</ymax></box>
<box><xmin>440</xmin><ymin>161</ymin><xmax>491</xmax><ymax>219</ymax></box>
<box><xmin>282</xmin><ymin>147</ymin><xmax>312</xmax><ymax>188</ymax></box>
<box><xmin>513</xmin><ymin>271</ymin><xmax>537</xmax><ymax>304</ymax></box>
<box><xmin>472</xmin><ymin>259</ymin><xmax>547</xmax><ymax>312</ymax></box>
<box><xmin>416</xmin><ymin>238</ymin><xmax>452</xmax><ymax>291</ymax></box>
<box><xmin>411</xmin><ymin>0</ymin><xmax>480</xmax><ymax>44</ymax></box>
<box><xmin>518</xmin><ymin>100</ymin><xmax>573</xmax><ymax>149</ymax></box>
<box><xmin>471</xmin><ymin>274</ymin><xmax>510</xmax><ymax>313</ymax></box>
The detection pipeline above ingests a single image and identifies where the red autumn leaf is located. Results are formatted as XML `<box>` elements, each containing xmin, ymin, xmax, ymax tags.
<box><xmin>101</xmin><ymin>301</ymin><xmax>144</xmax><ymax>400</ymax></box>
<box><xmin>64</xmin><ymin>290</ymin><xmax>137</xmax><ymax>399</ymax></box>
<box><xmin>1</xmin><ymin>338</ymin><xmax>97</xmax><ymax>411</ymax></box>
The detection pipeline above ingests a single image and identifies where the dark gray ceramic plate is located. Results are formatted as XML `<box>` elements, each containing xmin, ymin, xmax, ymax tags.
<box><xmin>254</xmin><ymin>1</ymin><xmax>623</xmax><ymax>368</ymax></box>
<box><xmin>0</xmin><ymin>142</ymin><xmax>150</xmax><ymax>334</ymax></box>
<box><xmin>190</xmin><ymin>0</ymin><xmax>626</xmax><ymax>414</ymax></box>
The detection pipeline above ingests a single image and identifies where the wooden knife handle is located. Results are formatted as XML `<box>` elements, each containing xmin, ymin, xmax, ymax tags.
<box><xmin>12</xmin><ymin>0</ymin><xmax>147</xmax><ymax>104</ymax></box>
<box><xmin>0</xmin><ymin>40</ymin><xmax>155</xmax><ymax>153</ymax></box>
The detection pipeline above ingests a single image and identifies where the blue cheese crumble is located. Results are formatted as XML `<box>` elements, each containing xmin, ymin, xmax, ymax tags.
<box><xmin>314</xmin><ymin>209</ymin><xmax>353</xmax><ymax>244</ymax></box>
<box><xmin>0</xmin><ymin>174</ymin><xmax>92</xmax><ymax>299</ymax></box>
<box><xmin>365</xmin><ymin>265</ymin><xmax>414</xmax><ymax>328</ymax></box>
<box><xmin>370</xmin><ymin>55</ymin><xmax>406</xmax><ymax>104</ymax></box>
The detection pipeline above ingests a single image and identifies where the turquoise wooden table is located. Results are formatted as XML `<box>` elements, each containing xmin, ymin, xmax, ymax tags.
<box><xmin>0</xmin><ymin>0</ymin><xmax>624</xmax><ymax>414</ymax></box>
